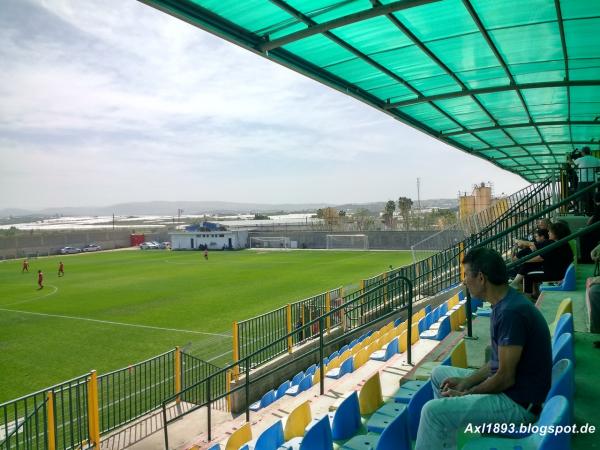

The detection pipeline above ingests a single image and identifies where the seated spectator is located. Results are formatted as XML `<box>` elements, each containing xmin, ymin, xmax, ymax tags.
<box><xmin>580</xmin><ymin>192</ymin><xmax>600</xmax><ymax>263</ymax></box>
<box><xmin>522</xmin><ymin>221</ymin><xmax>574</xmax><ymax>298</ymax></box>
<box><xmin>510</xmin><ymin>228</ymin><xmax>551</xmax><ymax>288</ymax></box>
<box><xmin>416</xmin><ymin>248</ymin><xmax>551</xmax><ymax>450</ymax></box>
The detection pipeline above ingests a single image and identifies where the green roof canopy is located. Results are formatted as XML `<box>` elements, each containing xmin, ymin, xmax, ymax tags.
<box><xmin>140</xmin><ymin>0</ymin><xmax>600</xmax><ymax>181</ymax></box>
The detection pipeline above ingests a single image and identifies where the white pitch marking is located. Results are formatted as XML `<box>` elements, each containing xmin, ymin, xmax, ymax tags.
<box><xmin>2</xmin><ymin>284</ymin><xmax>59</xmax><ymax>306</ymax></box>
<box><xmin>0</xmin><ymin>308</ymin><xmax>231</xmax><ymax>337</ymax></box>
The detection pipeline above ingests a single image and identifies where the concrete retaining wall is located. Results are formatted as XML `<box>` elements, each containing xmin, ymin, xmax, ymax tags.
<box><xmin>0</xmin><ymin>230</ymin><xmax>170</xmax><ymax>259</ymax></box>
<box><xmin>248</xmin><ymin>230</ymin><xmax>465</xmax><ymax>250</ymax></box>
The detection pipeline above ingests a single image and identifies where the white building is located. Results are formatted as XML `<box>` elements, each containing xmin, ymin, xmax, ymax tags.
<box><xmin>169</xmin><ymin>230</ymin><xmax>249</xmax><ymax>250</ymax></box>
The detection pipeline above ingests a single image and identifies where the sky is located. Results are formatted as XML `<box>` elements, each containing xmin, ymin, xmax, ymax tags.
<box><xmin>0</xmin><ymin>0</ymin><xmax>530</xmax><ymax>211</ymax></box>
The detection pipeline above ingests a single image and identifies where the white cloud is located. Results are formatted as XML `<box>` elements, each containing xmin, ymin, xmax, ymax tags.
<box><xmin>0</xmin><ymin>0</ymin><xmax>529</xmax><ymax>210</ymax></box>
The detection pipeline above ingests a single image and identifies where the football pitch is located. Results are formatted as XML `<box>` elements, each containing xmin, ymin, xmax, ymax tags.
<box><xmin>0</xmin><ymin>248</ymin><xmax>427</xmax><ymax>403</ymax></box>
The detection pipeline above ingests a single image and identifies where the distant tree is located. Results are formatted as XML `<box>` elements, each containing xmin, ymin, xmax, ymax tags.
<box><xmin>397</xmin><ymin>197</ymin><xmax>413</xmax><ymax>230</ymax></box>
<box><xmin>353</xmin><ymin>208</ymin><xmax>375</xmax><ymax>231</ymax></box>
<box><xmin>338</xmin><ymin>210</ymin><xmax>346</xmax><ymax>217</ymax></box>
<box><xmin>2</xmin><ymin>226</ymin><xmax>18</xmax><ymax>236</ymax></box>
<box><xmin>316</xmin><ymin>208</ymin><xmax>324</xmax><ymax>219</ymax></box>
<box><xmin>253</xmin><ymin>213</ymin><xmax>270</xmax><ymax>220</ymax></box>
<box><xmin>322</xmin><ymin>207</ymin><xmax>339</xmax><ymax>225</ymax></box>
<box><xmin>382</xmin><ymin>200</ymin><xmax>396</xmax><ymax>227</ymax></box>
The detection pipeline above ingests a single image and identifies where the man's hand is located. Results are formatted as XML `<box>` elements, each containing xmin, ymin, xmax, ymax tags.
<box><xmin>440</xmin><ymin>377</ymin><xmax>469</xmax><ymax>393</ymax></box>
<box><xmin>441</xmin><ymin>388</ymin><xmax>465</xmax><ymax>397</ymax></box>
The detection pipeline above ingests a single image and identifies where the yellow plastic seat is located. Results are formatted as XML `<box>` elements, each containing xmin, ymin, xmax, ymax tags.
<box><xmin>359</xmin><ymin>372</ymin><xmax>383</xmax><ymax>415</ymax></box>
<box><xmin>312</xmin><ymin>367</ymin><xmax>321</xmax><ymax>386</ymax></box>
<box><xmin>449</xmin><ymin>309</ymin><xmax>459</xmax><ymax>331</ymax></box>
<box><xmin>366</xmin><ymin>342</ymin><xmax>378</xmax><ymax>358</ymax></box>
<box><xmin>450</xmin><ymin>340</ymin><xmax>467</xmax><ymax>368</ymax></box>
<box><xmin>398</xmin><ymin>331</ymin><xmax>408</xmax><ymax>353</ymax></box>
<box><xmin>550</xmin><ymin>298</ymin><xmax>573</xmax><ymax>335</ymax></box>
<box><xmin>284</xmin><ymin>401</ymin><xmax>312</xmax><ymax>441</ymax></box>
<box><xmin>414</xmin><ymin>340</ymin><xmax>468</xmax><ymax>380</ymax></box>
<box><xmin>353</xmin><ymin>347</ymin><xmax>369</xmax><ymax>370</ymax></box>
<box><xmin>326</xmin><ymin>356</ymin><xmax>340</xmax><ymax>372</ymax></box>
<box><xmin>448</xmin><ymin>294</ymin><xmax>459</xmax><ymax>309</ymax></box>
<box><xmin>411</xmin><ymin>322</ymin><xmax>420</xmax><ymax>344</ymax></box>
<box><xmin>225</xmin><ymin>422</ymin><xmax>252</xmax><ymax>450</ymax></box>
<box><xmin>338</xmin><ymin>349</ymin><xmax>351</xmax><ymax>362</ymax></box>
<box><xmin>395</xmin><ymin>321</ymin><xmax>407</xmax><ymax>334</ymax></box>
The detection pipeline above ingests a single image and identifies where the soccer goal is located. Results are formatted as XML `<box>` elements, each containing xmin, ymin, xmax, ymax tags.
<box><xmin>326</xmin><ymin>234</ymin><xmax>369</xmax><ymax>250</ymax></box>
<box><xmin>249</xmin><ymin>236</ymin><xmax>291</xmax><ymax>249</ymax></box>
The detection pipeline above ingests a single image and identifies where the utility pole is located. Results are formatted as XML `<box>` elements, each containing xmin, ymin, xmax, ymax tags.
<box><xmin>416</xmin><ymin>178</ymin><xmax>422</xmax><ymax>231</ymax></box>
<box><xmin>177</xmin><ymin>209</ymin><xmax>184</xmax><ymax>224</ymax></box>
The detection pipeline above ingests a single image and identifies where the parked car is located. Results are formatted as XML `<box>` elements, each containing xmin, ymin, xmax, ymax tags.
<box><xmin>60</xmin><ymin>246</ymin><xmax>82</xmax><ymax>254</ymax></box>
<box><xmin>83</xmin><ymin>243</ymin><xmax>102</xmax><ymax>252</ymax></box>
<box><xmin>159</xmin><ymin>242</ymin><xmax>171</xmax><ymax>249</ymax></box>
<box><xmin>140</xmin><ymin>242</ymin><xmax>159</xmax><ymax>250</ymax></box>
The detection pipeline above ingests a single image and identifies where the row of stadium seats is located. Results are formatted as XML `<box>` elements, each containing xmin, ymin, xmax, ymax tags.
<box><xmin>202</xmin><ymin>292</ymin><xmax>465</xmax><ymax>449</ymax></box>
<box><xmin>202</xmin><ymin>294</ymin><xmax>578</xmax><ymax>450</ymax></box>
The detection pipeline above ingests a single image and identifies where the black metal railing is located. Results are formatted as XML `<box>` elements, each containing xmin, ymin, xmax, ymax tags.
<box><xmin>161</xmin><ymin>274</ymin><xmax>414</xmax><ymax>449</ymax></box>
<box><xmin>97</xmin><ymin>349</ymin><xmax>176</xmax><ymax>434</ymax></box>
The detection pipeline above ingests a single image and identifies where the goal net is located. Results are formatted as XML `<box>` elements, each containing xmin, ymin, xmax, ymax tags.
<box><xmin>326</xmin><ymin>234</ymin><xmax>369</xmax><ymax>250</ymax></box>
<box><xmin>249</xmin><ymin>236</ymin><xmax>291</xmax><ymax>249</ymax></box>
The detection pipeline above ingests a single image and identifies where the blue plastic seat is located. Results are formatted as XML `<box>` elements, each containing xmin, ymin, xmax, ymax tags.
<box><xmin>253</xmin><ymin>420</ymin><xmax>284</xmax><ymax>450</ymax></box>
<box><xmin>440</xmin><ymin>303</ymin><xmax>448</xmax><ymax>316</ymax></box>
<box><xmin>299</xmin><ymin>415</ymin><xmax>333</xmax><ymax>450</ymax></box>
<box><xmin>328</xmin><ymin>350</ymin><xmax>339</xmax><ymax>362</ymax></box>
<box><xmin>326</xmin><ymin>357</ymin><xmax>354</xmax><ymax>379</ymax></box>
<box><xmin>418</xmin><ymin>316</ymin><xmax>427</xmax><ymax>334</ymax></box>
<box><xmin>495</xmin><ymin>358</ymin><xmax>575</xmax><ymax>439</ymax></box>
<box><xmin>540</xmin><ymin>263</ymin><xmax>576</xmax><ymax>292</ymax></box>
<box><xmin>394</xmin><ymin>317</ymin><xmax>403</xmax><ymax>327</ymax></box>
<box><xmin>407</xmin><ymin>380</ymin><xmax>433</xmax><ymax>440</ymax></box>
<box><xmin>424</xmin><ymin>304</ymin><xmax>432</xmax><ymax>315</ymax></box>
<box><xmin>425</xmin><ymin>312</ymin><xmax>434</xmax><ymax>329</ymax></box>
<box><xmin>461</xmin><ymin>395</ymin><xmax>571</xmax><ymax>450</ymax></box>
<box><xmin>476</xmin><ymin>307</ymin><xmax>492</xmax><ymax>317</ymax></box>
<box><xmin>348</xmin><ymin>338</ymin><xmax>360</xmax><ymax>349</ymax></box>
<box><xmin>552</xmin><ymin>333</ymin><xmax>574</xmax><ymax>365</ymax></box>
<box><xmin>432</xmin><ymin>307</ymin><xmax>440</xmax><ymax>322</ymax></box>
<box><xmin>339</xmin><ymin>345</ymin><xmax>350</xmax><ymax>355</ymax></box>
<box><xmin>207</xmin><ymin>444</ymin><xmax>221</xmax><ymax>450</ymax></box>
<box><xmin>290</xmin><ymin>372</ymin><xmax>304</xmax><ymax>386</ymax></box>
<box><xmin>304</xmin><ymin>364</ymin><xmax>317</xmax><ymax>378</ymax></box>
<box><xmin>370</xmin><ymin>338</ymin><xmax>398</xmax><ymax>362</ymax></box>
<box><xmin>341</xmin><ymin>405</ymin><xmax>410</xmax><ymax>450</ymax></box>
<box><xmin>286</xmin><ymin>375</ymin><xmax>313</xmax><ymax>396</ymax></box>
<box><xmin>250</xmin><ymin>389</ymin><xmax>275</xmax><ymax>412</ymax></box>
<box><xmin>367</xmin><ymin>402</ymin><xmax>406</xmax><ymax>433</ymax></box>
<box><xmin>331</xmin><ymin>392</ymin><xmax>361</xmax><ymax>440</ymax></box>
<box><xmin>400</xmin><ymin>380</ymin><xmax>427</xmax><ymax>391</ymax></box>
<box><xmin>275</xmin><ymin>381</ymin><xmax>291</xmax><ymax>400</ymax></box>
<box><xmin>552</xmin><ymin>313</ymin><xmax>574</xmax><ymax>346</ymax></box>
<box><xmin>548</xmin><ymin>358</ymin><xmax>574</xmax><ymax>422</ymax></box>
<box><xmin>420</xmin><ymin>316</ymin><xmax>451</xmax><ymax>341</ymax></box>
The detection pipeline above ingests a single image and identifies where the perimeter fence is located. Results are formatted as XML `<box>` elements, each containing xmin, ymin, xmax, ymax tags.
<box><xmin>0</xmin><ymin>349</ymin><xmax>222</xmax><ymax>450</ymax></box>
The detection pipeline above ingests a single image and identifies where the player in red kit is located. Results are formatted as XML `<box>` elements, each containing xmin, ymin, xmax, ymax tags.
<box><xmin>58</xmin><ymin>261</ymin><xmax>64</xmax><ymax>277</ymax></box>
<box><xmin>37</xmin><ymin>270</ymin><xmax>44</xmax><ymax>289</ymax></box>
<box><xmin>22</xmin><ymin>259</ymin><xmax>29</xmax><ymax>273</ymax></box>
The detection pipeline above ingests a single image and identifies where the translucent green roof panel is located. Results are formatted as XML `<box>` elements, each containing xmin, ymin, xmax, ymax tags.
<box><xmin>140</xmin><ymin>0</ymin><xmax>600</xmax><ymax>182</ymax></box>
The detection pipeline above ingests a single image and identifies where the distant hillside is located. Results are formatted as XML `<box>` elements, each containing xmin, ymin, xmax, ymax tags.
<box><xmin>0</xmin><ymin>198</ymin><xmax>458</xmax><ymax>218</ymax></box>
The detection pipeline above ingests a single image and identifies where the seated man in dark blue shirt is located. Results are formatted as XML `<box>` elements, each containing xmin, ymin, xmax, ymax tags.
<box><xmin>415</xmin><ymin>247</ymin><xmax>552</xmax><ymax>450</ymax></box>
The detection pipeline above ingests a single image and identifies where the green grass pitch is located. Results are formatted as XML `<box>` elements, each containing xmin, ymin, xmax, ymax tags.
<box><xmin>0</xmin><ymin>248</ymin><xmax>427</xmax><ymax>403</ymax></box>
